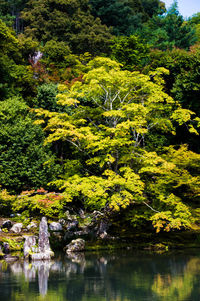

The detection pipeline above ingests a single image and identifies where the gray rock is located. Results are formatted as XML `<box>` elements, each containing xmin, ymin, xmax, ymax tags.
<box><xmin>24</xmin><ymin>235</ymin><xmax>38</xmax><ymax>258</ymax></box>
<box><xmin>79</xmin><ymin>209</ymin><xmax>85</xmax><ymax>219</ymax></box>
<box><xmin>30</xmin><ymin>217</ymin><xmax>54</xmax><ymax>260</ymax></box>
<box><xmin>27</xmin><ymin>222</ymin><xmax>37</xmax><ymax>231</ymax></box>
<box><xmin>2</xmin><ymin>220</ymin><xmax>12</xmax><ymax>230</ymax></box>
<box><xmin>38</xmin><ymin>217</ymin><xmax>50</xmax><ymax>253</ymax></box>
<box><xmin>67</xmin><ymin>220</ymin><xmax>78</xmax><ymax>231</ymax></box>
<box><xmin>3</xmin><ymin>242</ymin><xmax>10</xmax><ymax>254</ymax></box>
<box><xmin>49</xmin><ymin>222</ymin><xmax>62</xmax><ymax>231</ymax></box>
<box><xmin>65</xmin><ymin>239</ymin><xmax>85</xmax><ymax>253</ymax></box>
<box><xmin>10</xmin><ymin>223</ymin><xmax>23</xmax><ymax>233</ymax></box>
<box><xmin>58</xmin><ymin>219</ymin><xmax>66</xmax><ymax>225</ymax></box>
<box><xmin>65</xmin><ymin>210</ymin><xmax>73</xmax><ymax>221</ymax></box>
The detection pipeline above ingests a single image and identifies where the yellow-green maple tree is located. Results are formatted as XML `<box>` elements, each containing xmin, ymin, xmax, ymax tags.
<box><xmin>35</xmin><ymin>57</ymin><xmax>200</xmax><ymax>232</ymax></box>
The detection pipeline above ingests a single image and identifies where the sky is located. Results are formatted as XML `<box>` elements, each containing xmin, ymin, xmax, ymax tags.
<box><xmin>163</xmin><ymin>0</ymin><xmax>200</xmax><ymax>18</ymax></box>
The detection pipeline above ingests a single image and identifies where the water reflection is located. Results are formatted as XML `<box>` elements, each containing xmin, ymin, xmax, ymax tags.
<box><xmin>0</xmin><ymin>250</ymin><xmax>200</xmax><ymax>301</ymax></box>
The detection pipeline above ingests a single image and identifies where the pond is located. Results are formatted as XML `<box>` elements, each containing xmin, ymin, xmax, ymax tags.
<box><xmin>0</xmin><ymin>249</ymin><xmax>200</xmax><ymax>301</ymax></box>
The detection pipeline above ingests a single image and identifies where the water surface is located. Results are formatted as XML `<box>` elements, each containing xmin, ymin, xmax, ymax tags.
<box><xmin>0</xmin><ymin>249</ymin><xmax>200</xmax><ymax>301</ymax></box>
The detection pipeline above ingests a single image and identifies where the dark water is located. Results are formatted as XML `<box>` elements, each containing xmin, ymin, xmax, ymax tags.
<box><xmin>0</xmin><ymin>249</ymin><xmax>200</xmax><ymax>301</ymax></box>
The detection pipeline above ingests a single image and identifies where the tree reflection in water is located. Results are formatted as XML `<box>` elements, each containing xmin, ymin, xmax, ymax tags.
<box><xmin>0</xmin><ymin>251</ymin><xmax>200</xmax><ymax>301</ymax></box>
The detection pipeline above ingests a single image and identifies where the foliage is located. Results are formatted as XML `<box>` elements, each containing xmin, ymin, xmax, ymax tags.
<box><xmin>140</xmin><ymin>1</ymin><xmax>196</xmax><ymax>50</ymax></box>
<box><xmin>110</xmin><ymin>35</ymin><xmax>150</xmax><ymax>70</ymax></box>
<box><xmin>35</xmin><ymin>57</ymin><xmax>200</xmax><ymax>232</ymax></box>
<box><xmin>21</xmin><ymin>0</ymin><xmax>113</xmax><ymax>55</ymax></box>
<box><xmin>0</xmin><ymin>19</ymin><xmax>35</xmax><ymax>100</ymax></box>
<box><xmin>38</xmin><ymin>40</ymin><xmax>87</xmax><ymax>83</ymax></box>
<box><xmin>12</xmin><ymin>189</ymin><xmax>69</xmax><ymax>218</ymax></box>
<box><xmin>0</xmin><ymin>97</ymin><xmax>60</xmax><ymax>192</ymax></box>
<box><xmin>0</xmin><ymin>188</ymin><xmax>16</xmax><ymax>216</ymax></box>
<box><xmin>145</xmin><ymin>46</ymin><xmax>200</xmax><ymax>153</ymax></box>
<box><xmin>89</xmin><ymin>0</ymin><xmax>165</xmax><ymax>35</ymax></box>
<box><xmin>89</xmin><ymin>0</ymin><xmax>144</xmax><ymax>35</ymax></box>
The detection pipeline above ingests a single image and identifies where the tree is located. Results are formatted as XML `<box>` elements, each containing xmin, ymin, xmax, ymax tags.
<box><xmin>0</xmin><ymin>0</ymin><xmax>28</xmax><ymax>32</ymax></box>
<box><xmin>141</xmin><ymin>0</ymin><xmax>165</xmax><ymax>18</ymax></box>
<box><xmin>89</xmin><ymin>0</ymin><xmax>165</xmax><ymax>35</ymax></box>
<box><xmin>21</xmin><ymin>0</ymin><xmax>113</xmax><ymax>55</ymax></box>
<box><xmin>89</xmin><ymin>0</ymin><xmax>145</xmax><ymax>35</ymax></box>
<box><xmin>110</xmin><ymin>35</ymin><xmax>150</xmax><ymax>70</ymax></box>
<box><xmin>35</xmin><ymin>57</ymin><xmax>200</xmax><ymax>232</ymax></box>
<box><xmin>0</xmin><ymin>97</ymin><xmax>59</xmax><ymax>192</ymax></box>
<box><xmin>140</xmin><ymin>1</ymin><xmax>196</xmax><ymax>50</ymax></box>
<box><xmin>0</xmin><ymin>19</ymin><xmax>35</xmax><ymax>100</ymax></box>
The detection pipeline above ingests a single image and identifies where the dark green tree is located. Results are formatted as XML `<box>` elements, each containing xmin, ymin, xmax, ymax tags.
<box><xmin>0</xmin><ymin>0</ymin><xmax>28</xmax><ymax>32</ymax></box>
<box><xmin>0</xmin><ymin>19</ymin><xmax>35</xmax><ymax>100</ymax></box>
<box><xmin>21</xmin><ymin>0</ymin><xmax>113</xmax><ymax>55</ymax></box>
<box><xmin>141</xmin><ymin>1</ymin><xmax>196</xmax><ymax>50</ymax></box>
<box><xmin>110</xmin><ymin>35</ymin><xmax>150</xmax><ymax>69</ymax></box>
<box><xmin>89</xmin><ymin>0</ymin><xmax>145</xmax><ymax>35</ymax></box>
<box><xmin>0</xmin><ymin>97</ymin><xmax>59</xmax><ymax>192</ymax></box>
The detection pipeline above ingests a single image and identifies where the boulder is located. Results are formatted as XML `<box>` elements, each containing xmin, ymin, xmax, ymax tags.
<box><xmin>2</xmin><ymin>220</ymin><xmax>12</xmax><ymax>230</ymax></box>
<box><xmin>67</xmin><ymin>220</ymin><xmax>78</xmax><ymax>231</ymax></box>
<box><xmin>10</xmin><ymin>223</ymin><xmax>23</xmax><ymax>233</ymax></box>
<box><xmin>23</xmin><ymin>235</ymin><xmax>38</xmax><ymax>258</ymax></box>
<box><xmin>49</xmin><ymin>222</ymin><xmax>62</xmax><ymax>231</ymax></box>
<box><xmin>3</xmin><ymin>242</ymin><xmax>10</xmax><ymax>254</ymax></box>
<box><xmin>27</xmin><ymin>222</ymin><xmax>37</xmax><ymax>231</ymax></box>
<box><xmin>30</xmin><ymin>217</ymin><xmax>54</xmax><ymax>260</ymax></box>
<box><xmin>65</xmin><ymin>238</ymin><xmax>85</xmax><ymax>253</ymax></box>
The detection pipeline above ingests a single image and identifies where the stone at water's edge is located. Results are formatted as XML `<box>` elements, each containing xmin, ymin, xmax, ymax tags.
<box><xmin>65</xmin><ymin>238</ymin><xmax>85</xmax><ymax>253</ymax></box>
<box><xmin>38</xmin><ymin>217</ymin><xmax>51</xmax><ymax>253</ymax></box>
<box><xmin>49</xmin><ymin>222</ymin><xmax>62</xmax><ymax>231</ymax></box>
<box><xmin>24</xmin><ymin>217</ymin><xmax>54</xmax><ymax>260</ymax></box>
<box><xmin>24</xmin><ymin>235</ymin><xmax>38</xmax><ymax>258</ymax></box>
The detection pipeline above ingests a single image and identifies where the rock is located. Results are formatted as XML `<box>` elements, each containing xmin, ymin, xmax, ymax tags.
<box><xmin>64</xmin><ymin>231</ymin><xmax>75</xmax><ymax>241</ymax></box>
<box><xmin>30</xmin><ymin>217</ymin><xmax>54</xmax><ymax>261</ymax></box>
<box><xmin>67</xmin><ymin>220</ymin><xmax>78</xmax><ymax>231</ymax></box>
<box><xmin>79</xmin><ymin>209</ymin><xmax>85</xmax><ymax>219</ymax></box>
<box><xmin>65</xmin><ymin>239</ymin><xmax>85</xmax><ymax>253</ymax></box>
<box><xmin>97</xmin><ymin>219</ymin><xmax>110</xmax><ymax>238</ymax></box>
<box><xmin>65</xmin><ymin>210</ymin><xmax>73</xmax><ymax>221</ymax></box>
<box><xmin>49</xmin><ymin>222</ymin><xmax>62</xmax><ymax>231</ymax></box>
<box><xmin>10</xmin><ymin>223</ymin><xmax>23</xmax><ymax>233</ymax></box>
<box><xmin>3</xmin><ymin>242</ymin><xmax>10</xmax><ymax>254</ymax></box>
<box><xmin>58</xmin><ymin>219</ymin><xmax>66</xmax><ymax>225</ymax></box>
<box><xmin>24</xmin><ymin>235</ymin><xmax>38</xmax><ymax>258</ymax></box>
<box><xmin>2</xmin><ymin>220</ymin><xmax>12</xmax><ymax>230</ymax></box>
<box><xmin>27</xmin><ymin>222</ymin><xmax>38</xmax><ymax>231</ymax></box>
<box><xmin>38</xmin><ymin>217</ymin><xmax>50</xmax><ymax>253</ymax></box>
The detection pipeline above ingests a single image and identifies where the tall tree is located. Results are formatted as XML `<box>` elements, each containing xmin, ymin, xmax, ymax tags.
<box><xmin>35</xmin><ymin>57</ymin><xmax>200</xmax><ymax>232</ymax></box>
<box><xmin>0</xmin><ymin>97</ymin><xmax>59</xmax><ymax>192</ymax></box>
<box><xmin>0</xmin><ymin>0</ymin><xmax>28</xmax><ymax>32</ymax></box>
<box><xmin>21</xmin><ymin>0</ymin><xmax>113</xmax><ymax>55</ymax></box>
<box><xmin>141</xmin><ymin>1</ymin><xmax>196</xmax><ymax>50</ymax></box>
<box><xmin>0</xmin><ymin>19</ymin><xmax>34</xmax><ymax>99</ymax></box>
